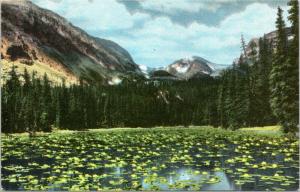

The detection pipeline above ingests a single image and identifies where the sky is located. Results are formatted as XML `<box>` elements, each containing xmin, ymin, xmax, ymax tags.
<box><xmin>32</xmin><ymin>0</ymin><xmax>290</xmax><ymax>68</ymax></box>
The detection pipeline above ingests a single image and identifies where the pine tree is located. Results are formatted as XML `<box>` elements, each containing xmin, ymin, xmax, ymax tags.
<box><xmin>248</xmin><ymin>40</ymin><xmax>261</xmax><ymax>125</ymax></box>
<box><xmin>227</xmin><ymin>64</ymin><xmax>239</xmax><ymax>129</ymax></box>
<box><xmin>6</xmin><ymin>66</ymin><xmax>21</xmax><ymax>132</ymax></box>
<box><xmin>41</xmin><ymin>73</ymin><xmax>52</xmax><ymax>132</ymax></box>
<box><xmin>57</xmin><ymin>80</ymin><xmax>69</xmax><ymax>128</ymax></box>
<box><xmin>237</xmin><ymin>57</ymin><xmax>251</xmax><ymax>127</ymax></box>
<box><xmin>23</xmin><ymin>69</ymin><xmax>31</xmax><ymax>95</ymax></box>
<box><xmin>241</xmin><ymin>34</ymin><xmax>247</xmax><ymax>58</ymax></box>
<box><xmin>288</xmin><ymin>0</ymin><xmax>299</xmax><ymax>58</ymax></box>
<box><xmin>270</xmin><ymin>7</ymin><xmax>296</xmax><ymax>133</ymax></box>
<box><xmin>286</xmin><ymin>0</ymin><xmax>299</xmax><ymax>132</ymax></box>
<box><xmin>217</xmin><ymin>77</ymin><xmax>226</xmax><ymax>127</ymax></box>
<box><xmin>256</xmin><ymin>37</ymin><xmax>275</xmax><ymax>124</ymax></box>
<box><xmin>31</xmin><ymin>72</ymin><xmax>43</xmax><ymax>134</ymax></box>
<box><xmin>21</xmin><ymin>69</ymin><xmax>33</xmax><ymax>132</ymax></box>
<box><xmin>1</xmin><ymin>87</ymin><xmax>9</xmax><ymax>133</ymax></box>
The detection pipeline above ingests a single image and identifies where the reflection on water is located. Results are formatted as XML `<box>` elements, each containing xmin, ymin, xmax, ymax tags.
<box><xmin>141</xmin><ymin>168</ymin><xmax>235</xmax><ymax>190</ymax></box>
<box><xmin>203</xmin><ymin>171</ymin><xmax>233</xmax><ymax>190</ymax></box>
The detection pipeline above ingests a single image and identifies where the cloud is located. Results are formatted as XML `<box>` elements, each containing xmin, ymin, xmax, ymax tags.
<box><xmin>110</xmin><ymin>3</ymin><xmax>290</xmax><ymax>67</ymax></box>
<box><xmin>32</xmin><ymin>0</ymin><xmax>149</xmax><ymax>30</ymax></box>
<box><xmin>31</xmin><ymin>0</ymin><xmax>291</xmax><ymax>68</ymax></box>
<box><xmin>139</xmin><ymin>0</ymin><xmax>223</xmax><ymax>13</ymax></box>
<box><xmin>120</xmin><ymin>0</ymin><xmax>289</xmax><ymax>26</ymax></box>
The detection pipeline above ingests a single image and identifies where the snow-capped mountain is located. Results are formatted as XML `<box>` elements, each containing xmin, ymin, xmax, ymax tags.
<box><xmin>141</xmin><ymin>56</ymin><xmax>228</xmax><ymax>80</ymax></box>
<box><xmin>166</xmin><ymin>56</ymin><xmax>214</xmax><ymax>79</ymax></box>
<box><xmin>161</xmin><ymin>56</ymin><xmax>227</xmax><ymax>80</ymax></box>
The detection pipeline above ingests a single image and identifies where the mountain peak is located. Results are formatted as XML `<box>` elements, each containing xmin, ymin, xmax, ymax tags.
<box><xmin>166</xmin><ymin>56</ymin><xmax>214</xmax><ymax>79</ymax></box>
<box><xmin>146</xmin><ymin>56</ymin><xmax>228</xmax><ymax>80</ymax></box>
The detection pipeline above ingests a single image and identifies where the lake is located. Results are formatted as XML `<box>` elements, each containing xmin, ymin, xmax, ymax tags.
<box><xmin>1</xmin><ymin>127</ymin><xmax>299</xmax><ymax>191</ymax></box>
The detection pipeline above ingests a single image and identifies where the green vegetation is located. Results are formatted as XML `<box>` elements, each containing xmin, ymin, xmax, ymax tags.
<box><xmin>1</xmin><ymin>127</ymin><xmax>298</xmax><ymax>191</ymax></box>
<box><xmin>1</xmin><ymin>125</ymin><xmax>282</xmax><ymax>138</ymax></box>
<box><xmin>238</xmin><ymin>126</ymin><xmax>282</xmax><ymax>136</ymax></box>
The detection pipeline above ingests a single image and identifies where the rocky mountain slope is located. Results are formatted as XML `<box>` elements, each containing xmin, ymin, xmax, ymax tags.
<box><xmin>1</xmin><ymin>0</ymin><xmax>141</xmax><ymax>84</ymax></box>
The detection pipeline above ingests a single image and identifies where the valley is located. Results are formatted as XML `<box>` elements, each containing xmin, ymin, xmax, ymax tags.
<box><xmin>1</xmin><ymin>0</ymin><xmax>299</xmax><ymax>191</ymax></box>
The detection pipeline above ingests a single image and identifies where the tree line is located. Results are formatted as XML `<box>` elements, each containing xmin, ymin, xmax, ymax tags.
<box><xmin>1</xmin><ymin>1</ymin><xmax>298</xmax><ymax>134</ymax></box>
<box><xmin>1</xmin><ymin>69</ymin><xmax>219</xmax><ymax>133</ymax></box>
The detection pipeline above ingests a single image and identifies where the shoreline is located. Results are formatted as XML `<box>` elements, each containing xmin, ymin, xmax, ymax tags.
<box><xmin>1</xmin><ymin>125</ymin><xmax>283</xmax><ymax>138</ymax></box>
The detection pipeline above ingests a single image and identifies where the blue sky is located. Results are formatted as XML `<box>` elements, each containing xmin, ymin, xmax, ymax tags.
<box><xmin>32</xmin><ymin>0</ymin><xmax>290</xmax><ymax>68</ymax></box>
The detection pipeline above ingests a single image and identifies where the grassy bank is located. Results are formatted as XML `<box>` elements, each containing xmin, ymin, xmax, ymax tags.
<box><xmin>238</xmin><ymin>125</ymin><xmax>282</xmax><ymax>136</ymax></box>
<box><xmin>1</xmin><ymin>126</ymin><xmax>210</xmax><ymax>137</ymax></box>
<box><xmin>1</xmin><ymin>125</ymin><xmax>285</xmax><ymax>139</ymax></box>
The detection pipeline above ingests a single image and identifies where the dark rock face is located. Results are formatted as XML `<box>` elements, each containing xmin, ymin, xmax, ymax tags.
<box><xmin>7</xmin><ymin>44</ymin><xmax>31</xmax><ymax>61</ymax></box>
<box><xmin>1</xmin><ymin>0</ymin><xmax>141</xmax><ymax>83</ymax></box>
<box><xmin>149</xmin><ymin>69</ymin><xmax>177</xmax><ymax>80</ymax></box>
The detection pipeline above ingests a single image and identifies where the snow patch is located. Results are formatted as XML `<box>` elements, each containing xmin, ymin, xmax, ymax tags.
<box><xmin>138</xmin><ymin>64</ymin><xmax>150</xmax><ymax>78</ymax></box>
<box><xmin>175</xmin><ymin>64</ymin><xmax>189</xmax><ymax>73</ymax></box>
<box><xmin>138</xmin><ymin>64</ymin><xmax>148</xmax><ymax>73</ymax></box>
<box><xmin>182</xmin><ymin>56</ymin><xmax>194</xmax><ymax>63</ymax></box>
<box><xmin>108</xmin><ymin>76</ymin><xmax>122</xmax><ymax>85</ymax></box>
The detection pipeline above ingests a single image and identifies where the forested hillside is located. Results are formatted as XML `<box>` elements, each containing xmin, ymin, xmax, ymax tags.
<box><xmin>1</xmin><ymin>68</ymin><xmax>219</xmax><ymax>132</ymax></box>
<box><xmin>218</xmin><ymin>2</ymin><xmax>298</xmax><ymax>133</ymax></box>
<box><xmin>1</xmin><ymin>1</ymin><xmax>298</xmax><ymax>134</ymax></box>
